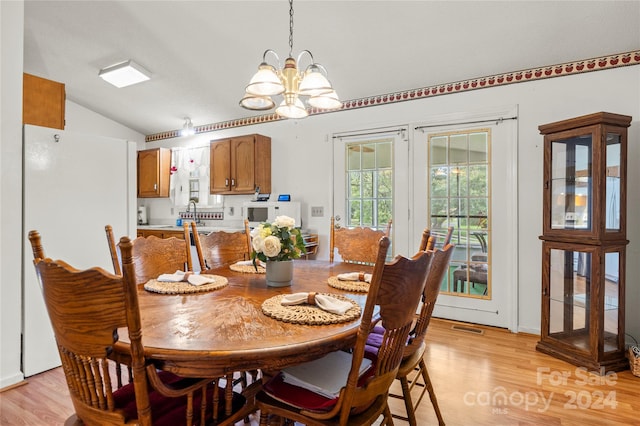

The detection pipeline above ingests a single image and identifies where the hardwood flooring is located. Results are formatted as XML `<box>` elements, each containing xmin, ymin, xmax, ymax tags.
<box><xmin>2</xmin><ymin>318</ymin><xmax>638</xmax><ymax>425</ymax></box>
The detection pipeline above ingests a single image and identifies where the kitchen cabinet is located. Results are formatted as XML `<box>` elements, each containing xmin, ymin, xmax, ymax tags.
<box><xmin>536</xmin><ymin>112</ymin><xmax>631</xmax><ymax>373</ymax></box>
<box><xmin>138</xmin><ymin>148</ymin><xmax>171</xmax><ymax>198</ymax></box>
<box><xmin>23</xmin><ymin>73</ymin><xmax>65</xmax><ymax>130</ymax></box>
<box><xmin>210</xmin><ymin>134</ymin><xmax>271</xmax><ymax>195</ymax></box>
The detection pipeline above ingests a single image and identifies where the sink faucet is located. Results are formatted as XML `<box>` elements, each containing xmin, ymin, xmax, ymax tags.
<box><xmin>187</xmin><ymin>199</ymin><xmax>200</xmax><ymax>224</ymax></box>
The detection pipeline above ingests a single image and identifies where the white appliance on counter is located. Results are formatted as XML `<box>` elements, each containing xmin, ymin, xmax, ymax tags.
<box><xmin>22</xmin><ymin>125</ymin><xmax>136</xmax><ymax>376</ymax></box>
<box><xmin>243</xmin><ymin>201</ymin><xmax>301</xmax><ymax>228</ymax></box>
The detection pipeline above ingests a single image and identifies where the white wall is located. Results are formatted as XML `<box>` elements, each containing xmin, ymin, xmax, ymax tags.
<box><xmin>1</xmin><ymin>0</ymin><xmax>26</xmax><ymax>390</ymax></box>
<box><xmin>144</xmin><ymin>66</ymin><xmax>640</xmax><ymax>340</ymax></box>
<box><xmin>0</xmin><ymin>1</ymin><xmax>145</xmax><ymax>389</ymax></box>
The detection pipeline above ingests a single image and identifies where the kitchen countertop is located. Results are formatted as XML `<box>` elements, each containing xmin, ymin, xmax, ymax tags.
<box><xmin>138</xmin><ymin>224</ymin><xmax>243</xmax><ymax>233</ymax></box>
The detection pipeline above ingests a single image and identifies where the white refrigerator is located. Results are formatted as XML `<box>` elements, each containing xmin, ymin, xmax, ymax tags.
<box><xmin>22</xmin><ymin>124</ymin><xmax>137</xmax><ymax>376</ymax></box>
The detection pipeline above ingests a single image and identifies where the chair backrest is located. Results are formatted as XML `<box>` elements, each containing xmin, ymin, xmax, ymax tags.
<box><xmin>419</xmin><ymin>226</ymin><xmax>453</xmax><ymax>252</ymax></box>
<box><xmin>105</xmin><ymin>224</ymin><xmax>122</xmax><ymax>275</ymax></box>
<box><xmin>191</xmin><ymin>219</ymin><xmax>251</xmax><ymax>270</ymax></box>
<box><xmin>404</xmin><ymin>243</ymin><xmax>455</xmax><ymax>358</ymax></box>
<box><xmin>418</xmin><ymin>228</ymin><xmax>436</xmax><ymax>252</ymax></box>
<box><xmin>329</xmin><ymin>216</ymin><xmax>392</xmax><ymax>265</ymax></box>
<box><xmin>28</xmin><ymin>230</ymin><xmax>152</xmax><ymax>425</ymax></box>
<box><xmin>328</xmin><ymin>236</ymin><xmax>432</xmax><ymax>424</ymax></box>
<box><xmin>105</xmin><ymin>223</ymin><xmax>192</xmax><ymax>284</ymax></box>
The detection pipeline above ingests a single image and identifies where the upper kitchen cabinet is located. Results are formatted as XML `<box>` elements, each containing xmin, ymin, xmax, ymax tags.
<box><xmin>210</xmin><ymin>134</ymin><xmax>271</xmax><ymax>195</ymax></box>
<box><xmin>23</xmin><ymin>73</ymin><xmax>65</xmax><ymax>130</ymax></box>
<box><xmin>138</xmin><ymin>148</ymin><xmax>171</xmax><ymax>198</ymax></box>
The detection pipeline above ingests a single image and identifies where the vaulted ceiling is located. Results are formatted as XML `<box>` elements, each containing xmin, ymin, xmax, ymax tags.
<box><xmin>23</xmin><ymin>1</ymin><xmax>640</xmax><ymax>136</ymax></box>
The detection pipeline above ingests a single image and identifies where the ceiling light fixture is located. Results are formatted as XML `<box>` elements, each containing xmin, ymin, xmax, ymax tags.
<box><xmin>180</xmin><ymin>117</ymin><xmax>195</xmax><ymax>136</ymax></box>
<box><xmin>99</xmin><ymin>60</ymin><xmax>151</xmax><ymax>88</ymax></box>
<box><xmin>239</xmin><ymin>0</ymin><xmax>342</xmax><ymax>119</ymax></box>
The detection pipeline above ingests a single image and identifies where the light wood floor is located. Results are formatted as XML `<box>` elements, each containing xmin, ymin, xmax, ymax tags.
<box><xmin>2</xmin><ymin>318</ymin><xmax>638</xmax><ymax>425</ymax></box>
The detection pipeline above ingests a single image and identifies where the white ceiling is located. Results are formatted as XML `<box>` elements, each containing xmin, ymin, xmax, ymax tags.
<box><xmin>23</xmin><ymin>1</ymin><xmax>640</xmax><ymax>136</ymax></box>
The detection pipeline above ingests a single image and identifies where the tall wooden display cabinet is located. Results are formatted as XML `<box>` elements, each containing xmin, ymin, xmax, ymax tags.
<box><xmin>537</xmin><ymin>112</ymin><xmax>632</xmax><ymax>373</ymax></box>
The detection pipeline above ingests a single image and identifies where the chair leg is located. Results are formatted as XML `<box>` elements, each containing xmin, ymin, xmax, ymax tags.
<box><xmin>420</xmin><ymin>359</ymin><xmax>445</xmax><ymax>426</ymax></box>
<box><xmin>399</xmin><ymin>376</ymin><xmax>418</xmax><ymax>426</ymax></box>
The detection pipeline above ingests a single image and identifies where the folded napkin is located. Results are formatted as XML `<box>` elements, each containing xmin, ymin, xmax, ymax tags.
<box><xmin>157</xmin><ymin>270</ymin><xmax>216</xmax><ymax>286</ymax></box>
<box><xmin>337</xmin><ymin>271</ymin><xmax>372</xmax><ymax>283</ymax></box>
<box><xmin>281</xmin><ymin>292</ymin><xmax>353</xmax><ymax>315</ymax></box>
<box><xmin>234</xmin><ymin>259</ymin><xmax>266</xmax><ymax>267</ymax></box>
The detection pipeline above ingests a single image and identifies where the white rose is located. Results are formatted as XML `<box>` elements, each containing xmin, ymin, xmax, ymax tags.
<box><xmin>262</xmin><ymin>235</ymin><xmax>282</xmax><ymax>257</ymax></box>
<box><xmin>252</xmin><ymin>235</ymin><xmax>264</xmax><ymax>253</ymax></box>
<box><xmin>274</xmin><ymin>215</ymin><xmax>295</xmax><ymax>229</ymax></box>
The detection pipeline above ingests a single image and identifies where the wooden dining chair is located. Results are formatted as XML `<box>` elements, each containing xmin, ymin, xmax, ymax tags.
<box><xmin>105</xmin><ymin>223</ymin><xmax>192</xmax><ymax>284</ymax></box>
<box><xmin>256</xmin><ymin>236</ymin><xmax>432</xmax><ymax>425</ymax></box>
<box><xmin>329</xmin><ymin>216</ymin><xmax>392</xmax><ymax>265</ymax></box>
<box><xmin>367</xmin><ymin>241</ymin><xmax>455</xmax><ymax>425</ymax></box>
<box><xmin>191</xmin><ymin>219</ymin><xmax>251</xmax><ymax>271</ymax></box>
<box><xmin>28</xmin><ymin>230</ymin><xmax>246</xmax><ymax>426</ymax></box>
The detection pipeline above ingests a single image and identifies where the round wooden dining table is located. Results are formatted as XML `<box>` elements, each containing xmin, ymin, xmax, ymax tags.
<box><xmin>114</xmin><ymin>260</ymin><xmax>373</xmax><ymax>378</ymax></box>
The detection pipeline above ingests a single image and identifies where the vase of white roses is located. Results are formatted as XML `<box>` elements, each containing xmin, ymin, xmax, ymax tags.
<box><xmin>251</xmin><ymin>215</ymin><xmax>306</xmax><ymax>287</ymax></box>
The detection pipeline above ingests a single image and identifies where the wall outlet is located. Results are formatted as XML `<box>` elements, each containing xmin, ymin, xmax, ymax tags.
<box><xmin>311</xmin><ymin>206</ymin><xmax>324</xmax><ymax>217</ymax></box>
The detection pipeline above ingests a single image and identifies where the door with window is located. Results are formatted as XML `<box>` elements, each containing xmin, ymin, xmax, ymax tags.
<box><xmin>413</xmin><ymin>109</ymin><xmax>518</xmax><ymax>330</ymax></box>
<box><xmin>332</xmin><ymin>128</ymin><xmax>410</xmax><ymax>259</ymax></box>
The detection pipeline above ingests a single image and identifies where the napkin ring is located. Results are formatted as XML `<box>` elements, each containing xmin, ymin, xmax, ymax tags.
<box><xmin>358</xmin><ymin>272</ymin><xmax>365</xmax><ymax>282</ymax></box>
<box><xmin>307</xmin><ymin>292</ymin><xmax>317</xmax><ymax>305</ymax></box>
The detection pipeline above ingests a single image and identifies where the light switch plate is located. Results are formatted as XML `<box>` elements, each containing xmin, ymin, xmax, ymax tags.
<box><xmin>311</xmin><ymin>206</ymin><xmax>324</xmax><ymax>217</ymax></box>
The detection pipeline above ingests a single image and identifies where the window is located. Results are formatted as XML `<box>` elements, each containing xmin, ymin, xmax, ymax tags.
<box><xmin>345</xmin><ymin>139</ymin><xmax>393</xmax><ymax>231</ymax></box>
<box><xmin>429</xmin><ymin>129</ymin><xmax>491</xmax><ymax>297</ymax></box>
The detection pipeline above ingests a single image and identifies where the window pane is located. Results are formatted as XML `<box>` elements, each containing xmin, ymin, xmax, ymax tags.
<box><xmin>362</xmin><ymin>145</ymin><xmax>376</xmax><ymax>169</ymax></box>
<box><xmin>430</xmin><ymin>136</ymin><xmax>447</xmax><ymax>165</ymax></box>
<box><xmin>362</xmin><ymin>171</ymin><xmax>374</xmax><ymax>198</ymax></box>
<box><xmin>469</xmin><ymin>132</ymin><xmax>488</xmax><ymax>163</ymax></box>
<box><xmin>347</xmin><ymin>145</ymin><xmax>360</xmax><ymax>170</ymax></box>
<box><xmin>348</xmin><ymin>200</ymin><xmax>361</xmax><ymax>225</ymax></box>
<box><xmin>377</xmin><ymin>141</ymin><xmax>392</xmax><ymax>168</ymax></box>
<box><xmin>378</xmin><ymin>170</ymin><xmax>392</xmax><ymax>198</ymax></box>
<box><xmin>450</xmin><ymin>134</ymin><xmax>468</xmax><ymax>164</ymax></box>
<box><xmin>348</xmin><ymin>172</ymin><xmax>361</xmax><ymax>198</ymax></box>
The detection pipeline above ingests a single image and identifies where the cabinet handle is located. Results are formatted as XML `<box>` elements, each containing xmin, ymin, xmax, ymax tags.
<box><xmin>154</xmin><ymin>183</ymin><xmax>157</xmax><ymax>190</ymax></box>
<box><xmin>225</xmin><ymin>178</ymin><xmax>229</xmax><ymax>187</ymax></box>
<box><xmin>231</xmin><ymin>178</ymin><xmax>235</xmax><ymax>187</ymax></box>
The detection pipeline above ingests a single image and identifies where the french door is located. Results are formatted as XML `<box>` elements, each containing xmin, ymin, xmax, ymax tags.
<box><xmin>332</xmin><ymin>107</ymin><xmax>518</xmax><ymax>330</ymax></box>
<box><xmin>332</xmin><ymin>127</ymin><xmax>411</xmax><ymax>258</ymax></box>
<box><xmin>413</xmin><ymin>107</ymin><xmax>518</xmax><ymax>330</ymax></box>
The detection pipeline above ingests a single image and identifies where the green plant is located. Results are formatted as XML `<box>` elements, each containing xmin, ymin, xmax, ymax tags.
<box><xmin>250</xmin><ymin>216</ymin><xmax>305</xmax><ymax>263</ymax></box>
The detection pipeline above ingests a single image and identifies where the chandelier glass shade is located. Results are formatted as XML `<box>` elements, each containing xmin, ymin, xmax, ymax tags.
<box><xmin>239</xmin><ymin>0</ymin><xmax>342</xmax><ymax>119</ymax></box>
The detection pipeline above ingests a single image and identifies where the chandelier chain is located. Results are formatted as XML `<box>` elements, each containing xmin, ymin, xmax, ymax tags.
<box><xmin>288</xmin><ymin>0</ymin><xmax>294</xmax><ymax>58</ymax></box>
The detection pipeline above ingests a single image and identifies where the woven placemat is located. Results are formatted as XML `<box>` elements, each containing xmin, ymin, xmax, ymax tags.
<box><xmin>229</xmin><ymin>263</ymin><xmax>266</xmax><ymax>274</ymax></box>
<box><xmin>327</xmin><ymin>276</ymin><xmax>370</xmax><ymax>293</ymax></box>
<box><xmin>144</xmin><ymin>275</ymin><xmax>228</xmax><ymax>294</ymax></box>
<box><xmin>261</xmin><ymin>293</ymin><xmax>361</xmax><ymax>325</ymax></box>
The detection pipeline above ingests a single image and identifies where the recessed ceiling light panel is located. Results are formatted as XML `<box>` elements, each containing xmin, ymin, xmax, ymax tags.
<box><xmin>99</xmin><ymin>60</ymin><xmax>151</xmax><ymax>88</ymax></box>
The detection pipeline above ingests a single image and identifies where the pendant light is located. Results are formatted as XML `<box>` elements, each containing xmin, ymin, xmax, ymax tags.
<box><xmin>239</xmin><ymin>0</ymin><xmax>342</xmax><ymax>118</ymax></box>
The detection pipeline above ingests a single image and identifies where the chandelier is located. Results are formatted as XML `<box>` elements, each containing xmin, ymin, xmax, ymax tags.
<box><xmin>239</xmin><ymin>0</ymin><xmax>342</xmax><ymax>119</ymax></box>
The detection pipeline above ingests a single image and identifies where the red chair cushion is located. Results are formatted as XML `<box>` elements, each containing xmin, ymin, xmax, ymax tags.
<box><xmin>113</xmin><ymin>371</ymin><xmax>245</xmax><ymax>426</ymax></box>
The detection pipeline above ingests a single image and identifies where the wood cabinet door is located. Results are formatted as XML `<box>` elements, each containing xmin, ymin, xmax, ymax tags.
<box><xmin>210</xmin><ymin>140</ymin><xmax>232</xmax><ymax>193</ymax></box>
<box><xmin>138</xmin><ymin>149</ymin><xmax>161</xmax><ymax>197</ymax></box>
<box><xmin>138</xmin><ymin>148</ymin><xmax>170</xmax><ymax>197</ymax></box>
<box><xmin>231</xmin><ymin>136</ymin><xmax>256</xmax><ymax>193</ymax></box>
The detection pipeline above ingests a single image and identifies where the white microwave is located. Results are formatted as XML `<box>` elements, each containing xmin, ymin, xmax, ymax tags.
<box><xmin>243</xmin><ymin>201</ymin><xmax>301</xmax><ymax>229</ymax></box>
